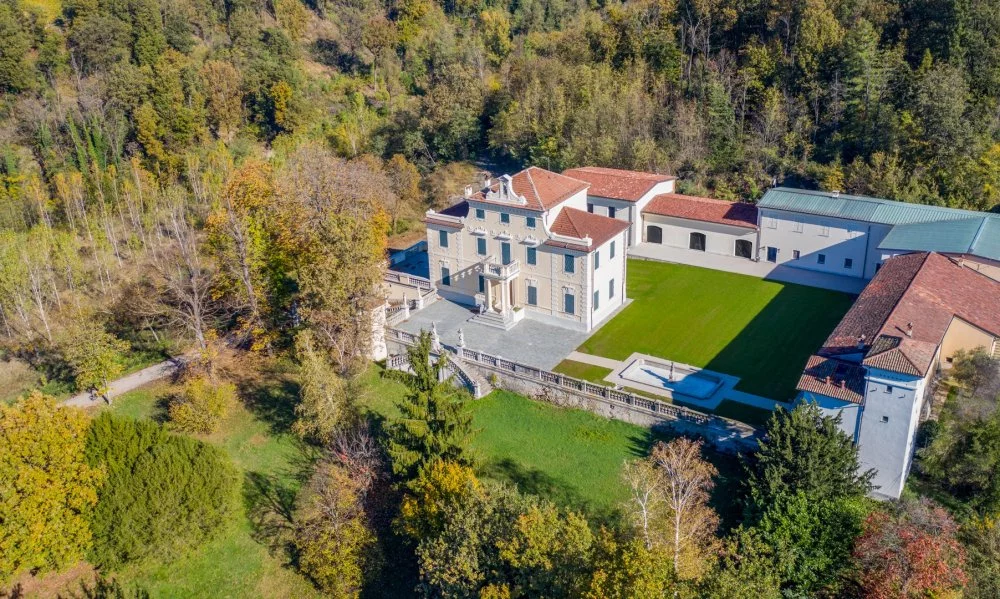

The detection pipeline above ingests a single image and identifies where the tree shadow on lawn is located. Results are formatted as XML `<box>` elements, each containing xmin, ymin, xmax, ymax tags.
<box><xmin>478</xmin><ymin>457</ymin><xmax>624</xmax><ymax>526</ymax></box>
<box><xmin>238</xmin><ymin>374</ymin><xmax>301</xmax><ymax>436</ymax></box>
<box><xmin>242</xmin><ymin>442</ymin><xmax>320</xmax><ymax>560</ymax></box>
<box><xmin>704</xmin><ymin>284</ymin><xmax>854</xmax><ymax>401</ymax></box>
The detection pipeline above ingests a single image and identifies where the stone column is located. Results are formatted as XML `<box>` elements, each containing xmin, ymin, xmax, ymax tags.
<box><xmin>484</xmin><ymin>279</ymin><xmax>492</xmax><ymax>311</ymax></box>
<box><xmin>402</xmin><ymin>292</ymin><xmax>410</xmax><ymax>319</ymax></box>
<box><xmin>500</xmin><ymin>278</ymin><xmax>509</xmax><ymax>312</ymax></box>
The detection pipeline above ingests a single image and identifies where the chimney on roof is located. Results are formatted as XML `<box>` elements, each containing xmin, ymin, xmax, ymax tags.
<box><xmin>906</xmin><ymin>322</ymin><xmax>914</xmax><ymax>338</ymax></box>
<box><xmin>839</xmin><ymin>380</ymin><xmax>846</xmax><ymax>389</ymax></box>
<box><xmin>857</xmin><ymin>334</ymin><xmax>866</xmax><ymax>350</ymax></box>
<box><xmin>832</xmin><ymin>190</ymin><xmax>841</xmax><ymax>198</ymax></box>
<box><xmin>825</xmin><ymin>375</ymin><xmax>831</xmax><ymax>385</ymax></box>
<box><xmin>464</xmin><ymin>185</ymin><xmax>473</xmax><ymax>198</ymax></box>
<box><xmin>483</xmin><ymin>177</ymin><xmax>491</xmax><ymax>190</ymax></box>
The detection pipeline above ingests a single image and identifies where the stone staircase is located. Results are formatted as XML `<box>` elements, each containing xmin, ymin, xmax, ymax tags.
<box><xmin>471</xmin><ymin>307</ymin><xmax>524</xmax><ymax>331</ymax></box>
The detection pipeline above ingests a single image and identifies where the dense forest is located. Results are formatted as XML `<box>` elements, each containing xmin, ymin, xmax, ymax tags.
<box><xmin>3</xmin><ymin>0</ymin><xmax>1000</xmax><ymax>596</ymax></box>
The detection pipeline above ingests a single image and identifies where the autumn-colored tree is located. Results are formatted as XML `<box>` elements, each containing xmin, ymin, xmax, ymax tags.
<box><xmin>62</xmin><ymin>320</ymin><xmax>130</xmax><ymax>401</ymax></box>
<box><xmin>0</xmin><ymin>392</ymin><xmax>103</xmax><ymax>583</ymax></box>
<box><xmin>853</xmin><ymin>498</ymin><xmax>967</xmax><ymax>599</ymax></box>
<box><xmin>292</xmin><ymin>329</ymin><xmax>358</xmax><ymax>444</ymax></box>
<box><xmin>167</xmin><ymin>375</ymin><xmax>237</xmax><ymax>434</ymax></box>
<box><xmin>206</xmin><ymin>160</ymin><xmax>281</xmax><ymax>350</ymax></box>
<box><xmin>294</xmin><ymin>460</ymin><xmax>378</xmax><ymax>598</ymax></box>
<box><xmin>652</xmin><ymin>438</ymin><xmax>720</xmax><ymax>580</ymax></box>
<box><xmin>584</xmin><ymin>529</ymin><xmax>674</xmax><ymax>599</ymax></box>
<box><xmin>199</xmin><ymin>60</ymin><xmax>242</xmax><ymax>142</ymax></box>
<box><xmin>621</xmin><ymin>456</ymin><xmax>665</xmax><ymax>550</ymax></box>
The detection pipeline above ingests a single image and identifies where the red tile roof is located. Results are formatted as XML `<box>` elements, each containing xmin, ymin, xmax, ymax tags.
<box><xmin>471</xmin><ymin>167</ymin><xmax>589</xmax><ymax>212</ymax></box>
<box><xmin>642</xmin><ymin>194</ymin><xmax>758</xmax><ymax>229</ymax></box>
<box><xmin>562</xmin><ymin>167</ymin><xmax>675</xmax><ymax>202</ymax></box>
<box><xmin>819</xmin><ymin>252</ymin><xmax>1000</xmax><ymax>376</ymax></box>
<box><xmin>546</xmin><ymin>207</ymin><xmax>630</xmax><ymax>251</ymax></box>
<box><xmin>797</xmin><ymin>355</ymin><xmax>867</xmax><ymax>405</ymax></box>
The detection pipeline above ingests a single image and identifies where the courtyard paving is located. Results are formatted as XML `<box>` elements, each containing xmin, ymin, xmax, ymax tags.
<box><xmin>629</xmin><ymin>243</ymin><xmax>868</xmax><ymax>294</ymax></box>
<box><xmin>394</xmin><ymin>299</ymin><xmax>590</xmax><ymax>371</ymax></box>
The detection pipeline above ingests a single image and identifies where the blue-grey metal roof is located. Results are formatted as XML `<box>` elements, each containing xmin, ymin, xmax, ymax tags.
<box><xmin>758</xmin><ymin>187</ymin><xmax>985</xmax><ymax>226</ymax></box>
<box><xmin>878</xmin><ymin>215</ymin><xmax>1000</xmax><ymax>261</ymax></box>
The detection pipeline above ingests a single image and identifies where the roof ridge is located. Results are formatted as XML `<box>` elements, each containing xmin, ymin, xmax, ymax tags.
<box><xmin>870</xmin><ymin>252</ymin><xmax>933</xmax><ymax>343</ymax></box>
<box><xmin>970</xmin><ymin>215</ymin><xmax>991</xmax><ymax>250</ymax></box>
<box><xmin>525</xmin><ymin>168</ymin><xmax>541</xmax><ymax>206</ymax></box>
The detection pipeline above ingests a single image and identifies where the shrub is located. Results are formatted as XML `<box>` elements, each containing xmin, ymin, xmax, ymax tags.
<box><xmin>85</xmin><ymin>412</ymin><xmax>240</xmax><ymax>568</ymax></box>
<box><xmin>0</xmin><ymin>392</ymin><xmax>103</xmax><ymax>583</ymax></box>
<box><xmin>168</xmin><ymin>376</ymin><xmax>237</xmax><ymax>434</ymax></box>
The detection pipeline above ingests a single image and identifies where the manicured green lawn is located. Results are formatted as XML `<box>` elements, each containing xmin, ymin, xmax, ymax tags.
<box><xmin>97</xmin><ymin>374</ymin><xmax>320</xmax><ymax>599</ymax></box>
<box><xmin>551</xmin><ymin>360</ymin><xmax>613</xmax><ymax>383</ymax></box>
<box><xmin>579</xmin><ymin>260</ymin><xmax>855</xmax><ymax>400</ymax></box>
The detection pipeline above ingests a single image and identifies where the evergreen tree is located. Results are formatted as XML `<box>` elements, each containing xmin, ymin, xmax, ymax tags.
<box><xmin>744</xmin><ymin>403</ymin><xmax>874</xmax><ymax>518</ymax></box>
<box><xmin>386</xmin><ymin>331</ymin><xmax>472</xmax><ymax>482</ymax></box>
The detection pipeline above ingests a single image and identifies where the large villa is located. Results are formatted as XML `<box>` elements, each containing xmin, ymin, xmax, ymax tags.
<box><xmin>407</xmin><ymin>165</ymin><xmax>1000</xmax><ymax>500</ymax></box>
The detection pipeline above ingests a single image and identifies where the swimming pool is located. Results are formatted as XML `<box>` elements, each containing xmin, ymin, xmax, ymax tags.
<box><xmin>620</xmin><ymin>359</ymin><xmax>723</xmax><ymax>400</ymax></box>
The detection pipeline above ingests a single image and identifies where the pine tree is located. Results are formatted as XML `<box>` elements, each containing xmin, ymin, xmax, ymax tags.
<box><xmin>386</xmin><ymin>331</ymin><xmax>472</xmax><ymax>482</ymax></box>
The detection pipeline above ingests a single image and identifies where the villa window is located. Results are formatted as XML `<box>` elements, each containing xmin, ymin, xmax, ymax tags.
<box><xmin>844</xmin><ymin>258</ymin><xmax>853</xmax><ymax>269</ymax></box>
<box><xmin>439</xmin><ymin>230</ymin><xmax>449</xmax><ymax>248</ymax></box>
<box><xmin>609</xmin><ymin>279</ymin><xmax>615</xmax><ymax>298</ymax></box>
<box><xmin>526</xmin><ymin>216</ymin><xmax>536</xmax><ymax>228</ymax></box>
<box><xmin>818</xmin><ymin>253</ymin><xmax>826</xmax><ymax>265</ymax></box>
<box><xmin>885</xmin><ymin>385</ymin><xmax>893</xmax><ymax>394</ymax></box>
<box><xmin>880</xmin><ymin>416</ymin><xmax>890</xmax><ymax>423</ymax></box>
<box><xmin>441</xmin><ymin>266</ymin><xmax>451</xmax><ymax>286</ymax></box>
<box><xmin>766</xmin><ymin>247</ymin><xmax>778</xmax><ymax>262</ymax></box>
<box><xmin>689</xmin><ymin>232</ymin><xmax>706</xmax><ymax>252</ymax></box>
<box><xmin>646</xmin><ymin>225</ymin><xmax>663</xmax><ymax>244</ymax></box>
<box><xmin>478</xmin><ymin>275</ymin><xmax>485</xmax><ymax>293</ymax></box>
<box><xmin>527</xmin><ymin>284</ymin><xmax>538</xmax><ymax>305</ymax></box>
<box><xmin>587</xmin><ymin>203</ymin><xmax>595</xmax><ymax>213</ymax></box>
<box><xmin>500</xmin><ymin>212</ymin><xmax>510</xmax><ymax>224</ymax></box>
<box><xmin>475</xmin><ymin>208</ymin><xmax>485</xmax><ymax>220</ymax></box>
<box><xmin>610</xmin><ymin>241</ymin><xmax>616</xmax><ymax>259</ymax></box>
<box><xmin>792</xmin><ymin>220</ymin><xmax>803</xmax><ymax>233</ymax></box>
<box><xmin>820</xmin><ymin>225</ymin><xmax>830</xmax><ymax>237</ymax></box>
<box><xmin>735</xmin><ymin>239</ymin><xmax>752</xmax><ymax>259</ymax></box>
<box><xmin>564</xmin><ymin>254</ymin><xmax>575</xmax><ymax>273</ymax></box>
<box><xmin>501</xmin><ymin>242</ymin><xmax>512</xmax><ymax>265</ymax></box>
<box><xmin>564</xmin><ymin>292</ymin><xmax>575</xmax><ymax>315</ymax></box>
<box><xmin>594</xmin><ymin>251</ymin><xmax>600</xmax><ymax>270</ymax></box>
<box><xmin>477</xmin><ymin>237</ymin><xmax>487</xmax><ymax>256</ymax></box>
<box><xmin>527</xmin><ymin>246</ymin><xmax>537</xmax><ymax>265</ymax></box>
<box><xmin>608</xmin><ymin>206</ymin><xmax>616</xmax><ymax>219</ymax></box>
<box><xmin>593</xmin><ymin>290</ymin><xmax>600</xmax><ymax>311</ymax></box>
<box><xmin>793</xmin><ymin>250</ymin><xmax>801</xmax><ymax>259</ymax></box>
<box><xmin>766</xmin><ymin>217</ymin><xmax>777</xmax><ymax>229</ymax></box>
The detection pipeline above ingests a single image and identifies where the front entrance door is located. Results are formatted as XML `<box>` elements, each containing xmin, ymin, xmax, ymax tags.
<box><xmin>735</xmin><ymin>239</ymin><xmax>753</xmax><ymax>259</ymax></box>
<box><xmin>766</xmin><ymin>246</ymin><xmax>778</xmax><ymax>262</ymax></box>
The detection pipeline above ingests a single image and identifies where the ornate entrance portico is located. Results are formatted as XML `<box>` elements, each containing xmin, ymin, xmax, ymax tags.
<box><xmin>474</xmin><ymin>256</ymin><xmax>525</xmax><ymax>330</ymax></box>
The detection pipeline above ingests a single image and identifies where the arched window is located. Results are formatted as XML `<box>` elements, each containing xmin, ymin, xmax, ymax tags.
<box><xmin>646</xmin><ymin>225</ymin><xmax>663</xmax><ymax>244</ymax></box>
<box><xmin>735</xmin><ymin>239</ymin><xmax>753</xmax><ymax>259</ymax></box>
<box><xmin>689</xmin><ymin>232</ymin><xmax>706</xmax><ymax>251</ymax></box>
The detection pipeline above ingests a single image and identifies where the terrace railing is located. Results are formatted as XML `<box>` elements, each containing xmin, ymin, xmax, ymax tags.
<box><xmin>386</xmin><ymin>327</ymin><xmax>758</xmax><ymax>443</ymax></box>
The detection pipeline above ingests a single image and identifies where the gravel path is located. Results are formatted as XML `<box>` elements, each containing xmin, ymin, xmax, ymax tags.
<box><xmin>61</xmin><ymin>358</ymin><xmax>185</xmax><ymax>408</ymax></box>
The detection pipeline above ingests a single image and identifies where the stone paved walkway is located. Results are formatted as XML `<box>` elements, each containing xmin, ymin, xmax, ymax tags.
<box><xmin>629</xmin><ymin>243</ymin><xmax>868</xmax><ymax>294</ymax></box>
<box><xmin>395</xmin><ymin>299</ymin><xmax>589</xmax><ymax>371</ymax></box>
<box><xmin>62</xmin><ymin>357</ymin><xmax>186</xmax><ymax>408</ymax></box>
